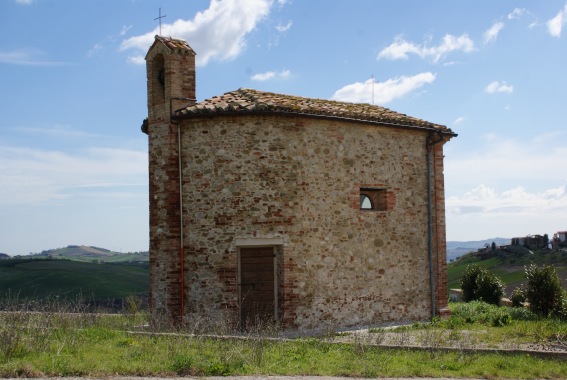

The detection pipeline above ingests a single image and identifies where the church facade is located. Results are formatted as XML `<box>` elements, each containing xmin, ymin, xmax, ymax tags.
<box><xmin>143</xmin><ymin>36</ymin><xmax>456</xmax><ymax>331</ymax></box>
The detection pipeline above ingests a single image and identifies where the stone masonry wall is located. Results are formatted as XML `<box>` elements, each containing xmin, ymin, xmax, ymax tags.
<box><xmin>432</xmin><ymin>143</ymin><xmax>449</xmax><ymax>315</ymax></box>
<box><xmin>177</xmin><ymin>114</ymin><xmax>443</xmax><ymax>330</ymax></box>
<box><xmin>148</xmin><ymin>121</ymin><xmax>182</xmax><ymax>321</ymax></box>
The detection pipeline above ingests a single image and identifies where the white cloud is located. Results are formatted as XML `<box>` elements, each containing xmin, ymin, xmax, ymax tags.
<box><xmin>446</xmin><ymin>133</ymin><xmax>567</xmax><ymax>191</ymax></box>
<box><xmin>485</xmin><ymin>80</ymin><xmax>513</xmax><ymax>94</ymax></box>
<box><xmin>0</xmin><ymin>144</ymin><xmax>147</xmax><ymax>205</ymax></box>
<box><xmin>453</xmin><ymin>117</ymin><xmax>466</xmax><ymax>125</ymax></box>
<box><xmin>16</xmin><ymin>125</ymin><xmax>101</xmax><ymax>139</ymax></box>
<box><xmin>547</xmin><ymin>4</ymin><xmax>567</xmax><ymax>37</ymax></box>
<box><xmin>120</xmin><ymin>25</ymin><xmax>132</xmax><ymax>36</ymax></box>
<box><xmin>447</xmin><ymin>184</ymin><xmax>567</xmax><ymax>215</ymax></box>
<box><xmin>484</xmin><ymin>22</ymin><xmax>504</xmax><ymax>43</ymax></box>
<box><xmin>331</xmin><ymin>72</ymin><xmax>436</xmax><ymax>104</ymax></box>
<box><xmin>275</xmin><ymin>20</ymin><xmax>292</xmax><ymax>32</ymax></box>
<box><xmin>0</xmin><ymin>49</ymin><xmax>67</xmax><ymax>66</ymax></box>
<box><xmin>508</xmin><ymin>8</ymin><xmax>527</xmax><ymax>20</ymax></box>
<box><xmin>251</xmin><ymin>69</ymin><xmax>290</xmax><ymax>81</ymax></box>
<box><xmin>86</xmin><ymin>43</ymin><xmax>103</xmax><ymax>58</ymax></box>
<box><xmin>127</xmin><ymin>55</ymin><xmax>145</xmax><ymax>65</ymax></box>
<box><xmin>446</xmin><ymin>184</ymin><xmax>567</xmax><ymax>240</ymax></box>
<box><xmin>445</xmin><ymin>133</ymin><xmax>567</xmax><ymax>240</ymax></box>
<box><xmin>120</xmin><ymin>0</ymin><xmax>275</xmax><ymax>66</ymax></box>
<box><xmin>377</xmin><ymin>34</ymin><xmax>474</xmax><ymax>63</ymax></box>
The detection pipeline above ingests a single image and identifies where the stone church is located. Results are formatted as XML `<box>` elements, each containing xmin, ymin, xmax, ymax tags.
<box><xmin>143</xmin><ymin>35</ymin><xmax>456</xmax><ymax>331</ymax></box>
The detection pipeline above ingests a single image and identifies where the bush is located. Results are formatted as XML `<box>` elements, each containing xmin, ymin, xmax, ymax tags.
<box><xmin>475</xmin><ymin>270</ymin><xmax>504</xmax><ymax>305</ymax></box>
<box><xmin>510</xmin><ymin>287</ymin><xmax>526</xmax><ymax>307</ymax></box>
<box><xmin>525</xmin><ymin>264</ymin><xmax>563</xmax><ymax>317</ymax></box>
<box><xmin>460</xmin><ymin>264</ymin><xmax>484</xmax><ymax>302</ymax></box>
<box><xmin>551</xmin><ymin>292</ymin><xmax>567</xmax><ymax>321</ymax></box>
<box><xmin>460</xmin><ymin>264</ymin><xmax>504</xmax><ymax>305</ymax></box>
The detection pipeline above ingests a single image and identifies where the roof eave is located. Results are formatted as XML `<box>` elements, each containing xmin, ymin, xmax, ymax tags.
<box><xmin>172</xmin><ymin>110</ymin><xmax>456</xmax><ymax>136</ymax></box>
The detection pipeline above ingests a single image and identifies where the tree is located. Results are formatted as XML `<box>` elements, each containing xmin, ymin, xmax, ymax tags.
<box><xmin>475</xmin><ymin>270</ymin><xmax>504</xmax><ymax>305</ymax></box>
<box><xmin>460</xmin><ymin>264</ymin><xmax>484</xmax><ymax>302</ymax></box>
<box><xmin>460</xmin><ymin>264</ymin><xmax>504</xmax><ymax>305</ymax></box>
<box><xmin>491</xmin><ymin>241</ymin><xmax>497</xmax><ymax>252</ymax></box>
<box><xmin>525</xmin><ymin>264</ymin><xmax>563</xmax><ymax>317</ymax></box>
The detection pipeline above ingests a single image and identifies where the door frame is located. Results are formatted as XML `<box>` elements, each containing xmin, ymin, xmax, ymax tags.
<box><xmin>235</xmin><ymin>238</ymin><xmax>283</xmax><ymax>327</ymax></box>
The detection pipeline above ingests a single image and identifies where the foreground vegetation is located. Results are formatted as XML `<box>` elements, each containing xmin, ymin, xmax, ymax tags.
<box><xmin>1</xmin><ymin>300</ymin><xmax>567</xmax><ymax>378</ymax></box>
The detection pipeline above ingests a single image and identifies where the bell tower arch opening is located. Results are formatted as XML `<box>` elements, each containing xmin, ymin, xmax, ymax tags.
<box><xmin>150</xmin><ymin>54</ymin><xmax>166</xmax><ymax>109</ymax></box>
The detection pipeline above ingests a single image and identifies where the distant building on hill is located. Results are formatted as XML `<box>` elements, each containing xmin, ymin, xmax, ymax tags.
<box><xmin>552</xmin><ymin>231</ymin><xmax>567</xmax><ymax>249</ymax></box>
<box><xmin>511</xmin><ymin>234</ymin><xmax>548</xmax><ymax>250</ymax></box>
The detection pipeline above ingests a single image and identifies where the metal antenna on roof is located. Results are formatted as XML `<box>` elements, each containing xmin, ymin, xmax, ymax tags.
<box><xmin>154</xmin><ymin>8</ymin><xmax>166</xmax><ymax>35</ymax></box>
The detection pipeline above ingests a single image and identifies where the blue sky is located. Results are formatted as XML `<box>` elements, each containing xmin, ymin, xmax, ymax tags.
<box><xmin>1</xmin><ymin>0</ymin><xmax>566</xmax><ymax>255</ymax></box>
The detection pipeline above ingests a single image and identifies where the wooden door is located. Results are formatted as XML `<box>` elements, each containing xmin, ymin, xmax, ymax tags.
<box><xmin>239</xmin><ymin>247</ymin><xmax>275</xmax><ymax>330</ymax></box>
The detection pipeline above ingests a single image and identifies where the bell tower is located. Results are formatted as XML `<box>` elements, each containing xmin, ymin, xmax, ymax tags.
<box><xmin>144</xmin><ymin>36</ymin><xmax>196</xmax><ymax>323</ymax></box>
<box><xmin>145</xmin><ymin>35</ymin><xmax>196</xmax><ymax>122</ymax></box>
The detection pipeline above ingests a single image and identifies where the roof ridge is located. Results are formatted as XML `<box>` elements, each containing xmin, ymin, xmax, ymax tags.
<box><xmin>175</xmin><ymin>87</ymin><xmax>454</xmax><ymax>135</ymax></box>
<box><xmin>152</xmin><ymin>35</ymin><xmax>196</xmax><ymax>54</ymax></box>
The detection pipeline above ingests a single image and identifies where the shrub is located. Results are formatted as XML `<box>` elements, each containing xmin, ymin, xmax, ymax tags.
<box><xmin>551</xmin><ymin>292</ymin><xmax>567</xmax><ymax>321</ymax></box>
<box><xmin>475</xmin><ymin>270</ymin><xmax>504</xmax><ymax>305</ymax></box>
<box><xmin>460</xmin><ymin>264</ymin><xmax>504</xmax><ymax>305</ymax></box>
<box><xmin>460</xmin><ymin>264</ymin><xmax>484</xmax><ymax>302</ymax></box>
<box><xmin>525</xmin><ymin>264</ymin><xmax>563</xmax><ymax>317</ymax></box>
<box><xmin>510</xmin><ymin>287</ymin><xmax>526</xmax><ymax>307</ymax></box>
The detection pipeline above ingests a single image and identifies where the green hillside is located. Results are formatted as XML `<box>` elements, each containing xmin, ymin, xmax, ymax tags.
<box><xmin>0</xmin><ymin>258</ymin><xmax>148</xmax><ymax>305</ymax></box>
<box><xmin>447</xmin><ymin>248</ymin><xmax>567</xmax><ymax>296</ymax></box>
<box><xmin>31</xmin><ymin>245</ymin><xmax>148</xmax><ymax>264</ymax></box>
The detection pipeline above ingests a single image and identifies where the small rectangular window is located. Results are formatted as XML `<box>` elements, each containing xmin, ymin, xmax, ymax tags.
<box><xmin>360</xmin><ymin>188</ymin><xmax>390</xmax><ymax>211</ymax></box>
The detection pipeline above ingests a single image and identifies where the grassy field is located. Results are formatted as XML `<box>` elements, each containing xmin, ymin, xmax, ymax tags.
<box><xmin>448</xmin><ymin>249</ymin><xmax>567</xmax><ymax>295</ymax></box>
<box><xmin>0</xmin><ymin>258</ymin><xmax>148</xmax><ymax>302</ymax></box>
<box><xmin>1</xmin><ymin>301</ymin><xmax>566</xmax><ymax>378</ymax></box>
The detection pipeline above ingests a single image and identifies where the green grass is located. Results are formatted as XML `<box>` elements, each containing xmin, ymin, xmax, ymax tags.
<box><xmin>2</xmin><ymin>302</ymin><xmax>567</xmax><ymax>378</ymax></box>
<box><xmin>0</xmin><ymin>259</ymin><xmax>148</xmax><ymax>301</ymax></box>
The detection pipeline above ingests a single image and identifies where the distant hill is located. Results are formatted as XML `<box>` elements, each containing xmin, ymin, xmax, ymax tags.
<box><xmin>446</xmin><ymin>238</ymin><xmax>510</xmax><ymax>262</ymax></box>
<box><xmin>0</xmin><ymin>253</ymin><xmax>9</xmax><ymax>259</ymax></box>
<box><xmin>32</xmin><ymin>245</ymin><xmax>148</xmax><ymax>265</ymax></box>
<box><xmin>447</xmin><ymin>247</ymin><xmax>567</xmax><ymax>296</ymax></box>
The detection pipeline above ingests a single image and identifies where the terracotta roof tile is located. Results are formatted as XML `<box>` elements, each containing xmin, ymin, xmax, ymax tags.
<box><xmin>175</xmin><ymin>88</ymin><xmax>453</xmax><ymax>134</ymax></box>
<box><xmin>154</xmin><ymin>35</ymin><xmax>196</xmax><ymax>55</ymax></box>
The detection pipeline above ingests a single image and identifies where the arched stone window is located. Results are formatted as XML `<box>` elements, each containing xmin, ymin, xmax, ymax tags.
<box><xmin>360</xmin><ymin>194</ymin><xmax>373</xmax><ymax>210</ymax></box>
<box><xmin>360</xmin><ymin>188</ymin><xmax>393</xmax><ymax>211</ymax></box>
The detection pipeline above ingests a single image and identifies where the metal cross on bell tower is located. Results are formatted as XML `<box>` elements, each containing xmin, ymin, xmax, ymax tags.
<box><xmin>154</xmin><ymin>8</ymin><xmax>166</xmax><ymax>35</ymax></box>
